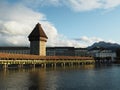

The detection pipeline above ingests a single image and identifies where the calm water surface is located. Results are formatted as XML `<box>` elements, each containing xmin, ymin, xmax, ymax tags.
<box><xmin>0</xmin><ymin>64</ymin><xmax>120</xmax><ymax>90</ymax></box>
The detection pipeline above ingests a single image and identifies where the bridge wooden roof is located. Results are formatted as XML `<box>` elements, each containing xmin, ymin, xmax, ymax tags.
<box><xmin>0</xmin><ymin>53</ymin><xmax>93</xmax><ymax>60</ymax></box>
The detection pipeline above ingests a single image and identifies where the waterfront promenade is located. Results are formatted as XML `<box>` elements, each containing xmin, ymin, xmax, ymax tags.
<box><xmin>0</xmin><ymin>53</ymin><xmax>94</xmax><ymax>68</ymax></box>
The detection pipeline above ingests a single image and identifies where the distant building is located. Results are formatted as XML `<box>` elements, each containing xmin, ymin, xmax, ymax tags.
<box><xmin>89</xmin><ymin>47</ymin><xmax>116</xmax><ymax>62</ymax></box>
<box><xmin>0</xmin><ymin>46</ymin><xmax>90</xmax><ymax>57</ymax></box>
<box><xmin>95</xmin><ymin>50</ymin><xmax>116</xmax><ymax>61</ymax></box>
<box><xmin>75</xmin><ymin>48</ymin><xmax>89</xmax><ymax>56</ymax></box>
<box><xmin>46</xmin><ymin>47</ymin><xmax>75</xmax><ymax>56</ymax></box>
<box><xmin>0</xmin><ymin>47</ymin><xmax>30</xmax><ymax>54</ymax></box>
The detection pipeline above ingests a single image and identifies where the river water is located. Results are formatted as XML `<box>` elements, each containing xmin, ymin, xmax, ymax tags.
<box><xmin>0</xmin><ymin>64</ymin><xmax>120</xmax><ymax>90</ymax></box>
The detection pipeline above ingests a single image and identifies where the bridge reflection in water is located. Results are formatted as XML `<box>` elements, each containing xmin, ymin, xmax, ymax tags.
<box><xmin>0</xmin><ymin>65</ymin><xmax>96</xmax><ymax>90</ymax></box>
<box><xmin>0</xmin><ymin>64</ymin><xmax>118</xmax><ymax>90</ymax></box>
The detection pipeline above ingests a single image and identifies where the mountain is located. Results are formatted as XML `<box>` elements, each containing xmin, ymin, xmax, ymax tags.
<box><xmin>88</xmin><ymin>41</ymin><xmax>120</xmax><ymax>51</ymax></box>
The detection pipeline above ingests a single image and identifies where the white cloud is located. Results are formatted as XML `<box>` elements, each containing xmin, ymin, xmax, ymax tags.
<box><xmin>22</xmin><ymin>0</ymin><xmax>120</xmax><ymax>12</ymax></box>
<box><xmin>103</xmin><ymin>0</ymin><xmax>120</xmax><ymax>9</ymax></box>
<box><xmin>0</xmin><ymin>3</ymin><xmax>44</xmax><ymax>46</ymax></box>
<box><xmin>75</xmin><ymin>36</ymin><xmax>103</xmax><ymax>43</ymax></box>
<box><xmin>0</xmin><ymin>2</ymin><xmax>83</xmax><ymax>47</ymax></box>
<box><xmin>64</xmin><ymin>0</ymin><xmax>120</xmax><ymax>11</ymax></box>
<box><xmin>0</xmin><ymin>1</ymin><xmax>119</xmax><ymax>48</ymax></box>
<box><xmin>75</xmin><ymin>36</ymin><xmax>117</xmax><ymax>46</ymax></box>
<box><xmin>64</xmin><ymin>0</ymin><xmax>102</xmax><ymax>12</ymax></box>
<box><xmin>23</xmin><ymin>0</ymin><xmax>61</xmax><ymax>8</ymax></box>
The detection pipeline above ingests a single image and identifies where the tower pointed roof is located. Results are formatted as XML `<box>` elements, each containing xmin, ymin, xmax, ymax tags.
<box><xmin>28</xmin><ymin>23</ymin><xmax>48</xmax><ymax>40</ymax></box>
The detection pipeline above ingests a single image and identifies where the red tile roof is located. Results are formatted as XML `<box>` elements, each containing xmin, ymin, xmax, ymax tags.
<box><xmin>0</xmin><ymin>53</ymin><xmax>93</xmax><ymax>60</ymax></box>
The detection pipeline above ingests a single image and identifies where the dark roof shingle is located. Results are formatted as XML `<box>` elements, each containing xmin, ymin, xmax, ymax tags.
<box><xmin>28</xmin><ymin>23</ymin><xmax>48</xmax><ymax>39</ymax></box>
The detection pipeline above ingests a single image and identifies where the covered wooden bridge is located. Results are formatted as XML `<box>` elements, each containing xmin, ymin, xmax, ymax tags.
<box><xmin>0</xmin><ymin>53</ymin><xmax>95</xmax><ymax>68</ymax></box>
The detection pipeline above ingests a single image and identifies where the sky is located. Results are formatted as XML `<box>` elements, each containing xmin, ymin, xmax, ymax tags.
<box><xmin>0</xmin><ymin>0</ymin><xmax>120</xmax><ymax>47</ymax></box>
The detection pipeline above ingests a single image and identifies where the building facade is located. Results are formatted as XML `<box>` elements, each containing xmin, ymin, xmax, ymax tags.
<box><xmin>0</xmin><ymin>47</ymin><xmax>30</xmax><ymax>54</ymax></box>
<box><xmin>89</xmin><ymin>47</ymin><xmax>116</xmax><ymax>62</ymax></box>
<box><xmin>46</xmin><ymin>47</ymin><xmax>75</xmax><ymax>56</ymax></box>
<box><xmin>75</xmin><ymin>48</ymin><xmax>89</xmax><ymax>56</ymax></box>
<box><xmin>95</xmin><ymin>50</ymin><xmax>116</xmax><ymax>62</ymax></box>
<box><xmin>0</xmin><ymin>47</ymin><xmax>89</xmax><ymax>57</ymax></box>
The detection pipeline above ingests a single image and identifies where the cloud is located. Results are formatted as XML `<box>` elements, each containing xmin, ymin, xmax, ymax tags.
<box><xmin>103</xmin><ymin>0</ymin><xmax>120</xmax><ymax>9</ymax></box>
<box><xmin>0</xmin><ymin>1</ymin><xmax>118</xmax><ymax>48</ymax></box>
<box><xmin>64</xmin><ymin>0</ymin><xmax>120</xmax><ymax>11</ymax></box>
<box><xmin>0</xmin><ymin>2</ymin><xmax>44</xmax><ymax>46</ymax></box>
<box><xmin>0</xmin><ymin>2</ymin><xmax>83</xmax><ymax>47</ymax></box>
<box><xmin>41</xmin><ymin>23</ymin><xmax>84</xmax><ymax>47</ymax></box>
<box><xmin>75</xmin><ymin>36</ymin><xmax>103</xmax><ymax>43</ymax></box>
<box><xmin>22</xmin><ymin>0</ymin><xmax>120</xmax><ymax>12</ymax></box>
<box><xmin>63</xmin><ymin>0</ymin><xmax>102</xmax><ymax>12</ymax></box>
<box><xmin>22</xmin><ymin>0</ymin><xmax>61</xmax><ymax>8</ymax></box>
<box><xmin>75</xmin><ymin>36</ymin><xmax>117</xmax><ymax>46</ymax></box>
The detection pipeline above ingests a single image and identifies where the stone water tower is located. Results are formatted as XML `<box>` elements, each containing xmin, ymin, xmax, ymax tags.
<box><xmin>28</xmin><ymin>23</ymin><xmax>48</xmax><ymax>56</ymax></box>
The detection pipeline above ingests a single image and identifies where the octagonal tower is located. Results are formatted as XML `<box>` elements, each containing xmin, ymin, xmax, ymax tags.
<box><xmin>28</xmin><ymin>23</ymin><xmax>48</xmax><ymax>56</ymax></box>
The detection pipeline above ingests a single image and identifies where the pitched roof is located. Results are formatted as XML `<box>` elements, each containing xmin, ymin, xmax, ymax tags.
<box><xmin>28</xmin><ymin>23</ymin><xmax>48</xmax><ymax>39</ymax></box>
<box><xmin>0</xmin><ymin>53</ymin><xmax>93</xmax><ymax>60</ymax></box>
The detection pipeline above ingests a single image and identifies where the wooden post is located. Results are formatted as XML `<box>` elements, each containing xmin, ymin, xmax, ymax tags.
<box><xmin>3</xmin><ymin>63</ymin><xmax>8</xmax><ymax>69</ymax></box>
<box><xmin>44</xmin><ymin>63</ymin><xmax>46</xmax><ymax>68</ymax></box>
<box><xmin>41</xmin><ymin>63</ymin><xmax>43</xmax><ymax>67</ymax></box>
<box><xmin>18</xmin><ymin>64</ymin><xmax>23</xmax><ymax>68</ymax></box>
<box><xmin>54</xmin><ymin>63</ymin><xmax>56</xmax><ymax>68</ymax></box>
<box><xmin>61</xmin><ymin>63</ymin><xmax>65</xmax><ymax>67</ymax></box>
<box><xmin>33</xmin><ymin>64</ymin><xmax>35</xmax><ymax>68</ymax></box>
<box><xmin>71</xmin><ymin>62</ymin><xmax>73</xmax><ymax>67</ymax></box>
